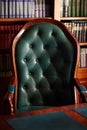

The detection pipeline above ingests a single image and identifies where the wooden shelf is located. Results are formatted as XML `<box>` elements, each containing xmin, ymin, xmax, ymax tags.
<box><xmin>77</xmin><ymin>68</ymin><xmax>87</xmax><ymax>79</ymax></box>
<box><xmin>56</xmin><ymin>0</ymin><xmax>87</xmax><ymax>88</ymax></box>
<box><xmin>60</xmin><ymin>17</ymin><xmax>87</xmax><ymax>21</ymax></box>
<box><xmin>79</xmin><ymin>43</ymin><xmax>87</xmax><ymax>46</ymax></box>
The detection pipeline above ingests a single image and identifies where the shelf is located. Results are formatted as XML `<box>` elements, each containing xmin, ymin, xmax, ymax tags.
<box><xmin>60</xmin><ymin>17</ymin><xmax>87</xmax><ymax>21</ymax></box>
<box><xmin>79</xmin><ymin>43</ymin><xmax>87</xmax><ymax>46</ymax></box>
<box><xmin>77</xmin><ymin>68</ymin><xmax>87</xmax><ymax>79</ymax></box>
<box><xmin>78</xmin><ymin>67</ymin><xmax>87</xmax><ymax>71</ymax></box>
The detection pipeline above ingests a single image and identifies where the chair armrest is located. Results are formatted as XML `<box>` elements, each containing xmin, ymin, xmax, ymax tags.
<box><xmin>74</xmin><ymin>79</ymin><xmax>86</xmax><ymax>103</ymax></box>
<box><xmin>79</xmin><ymin>85</ymin><xmax>87</xmax><ymax>102</ymax></box>
<box><xmin>4</xmin><ymin>85</ymin><xmax>15</xmax><ymax>115</ymax></box>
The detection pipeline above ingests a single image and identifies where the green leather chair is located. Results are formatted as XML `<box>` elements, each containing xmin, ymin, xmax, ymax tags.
<box><xmin>10</xmin><ymin>19</ymin><xmax>86</xmax><ymax>114</ymax></box>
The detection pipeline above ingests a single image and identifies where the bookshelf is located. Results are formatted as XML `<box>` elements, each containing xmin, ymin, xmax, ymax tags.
<box><xmin>55</xmin><ymin>0</ymin><xmax>87</xmax><ymax>89</ymax></box>
<box><xmin>0</xmin><ymin>0</ymin><xmax>54</xmax><ymax>18</ymax></box>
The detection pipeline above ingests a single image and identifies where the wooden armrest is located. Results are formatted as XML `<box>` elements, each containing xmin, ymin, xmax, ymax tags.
<box><xmin>74</xmin><ymin>79</ymin><xmax>86</xmax><ymax>103</ymax></box>
<box><xmin>4</xmin><ymin>85</ymin><xmax>15</xmax><ymax>115</ymax></box>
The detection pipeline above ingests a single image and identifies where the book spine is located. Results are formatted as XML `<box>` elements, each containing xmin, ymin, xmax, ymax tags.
<box><xmin>1</xmin><ymin>1</ymin><xmax>5</xmax><ymax>18</ymax></box>
<box><xmin>35</xmin><ymin>0</ymin><xmax>39</xmax><ymax>17</ymax></box>
<box><xmin>4</xmin><ymin>0</ymin><xmax>9</xmax><ymax>18</ymax></box>
<box><xmin>0</xmin><ymin>53</ymin><xmax>12</xmax><ymax>77</ymax></box>
<box><xmin>23</xmin><ymin>0</ymin><xmax>28</xmax><ymax>17</ymax></box>
<box><xmin>15</xmin><ymin>0</ymin><xmax>20</xmax><ymax>17</ymax></box>
<box><xmin>42</xmin><ymin>0</ymin><xmax>45</xmax><ymax>17</ymax></box>
<box><xmin>81</xmin><ymin>22</ymin><xmax>85</xmax><ymax>43</ymax></box>
<box><xmin>12</xmin><ymin>0</ymin><xmax>16</xmax><ymax>18</ymax></box>
<box><xmin>7</xmin><ymin>54</ymin><xmax>12</xmax><ymax>77</ymax></box>
<box><xmin>0</xmin><ymin>2</ymin><xmax>1</xmax><ymax>17</ymax></box>
<box><xmin>31</xmin><ymin>0</ymin><xmax>35</xmax><ymax>18</ymax></box>
<box><xmin>45</xmin><ymin>0</ymin><xmax>50</xmax><ymax>17</ymax></box>
<box><xmin>4</xmin><ymin>25</ymin><xmax>8</xmax><ymax>48</ymax></box>
<box><xmin>79</xmin><ymin>22</ymin><xmax>83</xmax><ymax>42</ymax></box>
<box><xmin>71</xmin><ymin>0</ymin><xmax>76</xmax><ymax>17</ymax></box>
<box><xmin>20</xmin><ymin>0</ymin><xmax>24</xmax><ymax>17</ymax></box>
<box><xmin>60</xmin><ymin>0</ymin><xmax>63</xmax><ymax>17</ymax></box>
<box><xmin>8</xmin><ymin>1</ymin><xmax>13</xmax><ymax>18</ymax></box>
<box><xmin>0</xmin><ymin>54</ymin><xmax>2</xmax><ymax>77</ymax></box>
<box><xmin>85</xmin><ymin>48</ymin><xmax>87</xmax><ymax>67</ymax></box>
<box><xmin>63</xmin><ymin>0</ymin><xmax>69</xmax><ymax>17</ymax></box>
<box><xmin>84</xmin><ymin>22</ymin><xmax>87</xmax><ymax>42</ymax></box>
<box><xmin>86</xmin><ymin>22</ymin><xmax>87</xmax><ymax>42</ymax></box>
<box><xmin>68</xmin><ymin>0</ymin><xmax>72</xmax><ymax>17</ymax></box>
<box><xmin>28</xmin><ymin>0</ymin><xmax>35</xmax><ymax>18</ymax></box>
<box><xmin>38</xmin><ymin>0</ymin><xmax>43</xmax><ymax>17</ymax></box>
<box><xmin>19</xmin><ymin>1</ymin><xmax>24</xmax><ymax>18</ymax></box>
<box><xmin>0</xmin><ymin>25</ymin><xmax>3</xmax><ymax>49</ymax></box>
<box><xmin>0</xmin><ymin>54</ymin><xmax>3</xmax><ymax>77</ymax></box>
<box><xmin>80</xmin><ymin>0</ymin><xmax>84</xmax><ymax>17</ymax></box>
<box><xmin>76</xmin><ymin>0</ymin><xmax>80</xmax><ymax>17</ymax></box>
<box><xmin>84</xmin><ymin>0</ymin><xmax>87</xmax><ymax>17</ymax></box>
<box><xmin>27</xmin><ymin>0</ymin><xmax>32</xmax><ymax>17</ymax></box>
<box><xmin>80</xmin><ymin>48</ymin><xmax>86</xmax><ymax>68</ymax></box>
<box><xmin>72</xmin><ymin>22</ymin><xmax>77</xmax><ymax>38</ymax></box>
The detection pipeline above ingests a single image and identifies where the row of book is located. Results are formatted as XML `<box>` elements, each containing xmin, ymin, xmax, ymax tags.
<box><xmin>0</xmin><ymin>54</ymin><xmax>12</xmax><ymax>77</ymax></box>
<box><xmin>64</xmin><ymin>21</ymin><xmax>87</xmax><ymax>43</ymax></box>
<box><xmin>0</xmin><ymin>24</ymin><xmax>23</xmax><ymax>49</ymax></box>
<box><xmin>0</xmin><ymin>0</ymin><xmax>51</xmax><ymax>18</ymax></box>
<box><xmin>60</xmin><ymin>0</ymin><xmax>87</xmax><ymax>17</ymax></box>
<box><xmin>80</xmin><ymin>48</ymin><xmax>87</xmax><ymax>68</ymax></box>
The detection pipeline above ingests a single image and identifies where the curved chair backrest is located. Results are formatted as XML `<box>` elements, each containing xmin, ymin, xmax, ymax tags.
<box><xmin>12</xmin><ymin>19</ymin><xmax>79</xmax><ymax>112</ymax></box>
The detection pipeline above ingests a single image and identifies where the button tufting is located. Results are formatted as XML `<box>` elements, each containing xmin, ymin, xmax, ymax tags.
<box><xmin>36</xmin><ymin>58</ymin><xmax>39</xmax><ymax>63</ymax></box>
<box><xmin>24</xmin><ymin>58</ymin><xmax>27</xmax><ymax>62</ymax></box>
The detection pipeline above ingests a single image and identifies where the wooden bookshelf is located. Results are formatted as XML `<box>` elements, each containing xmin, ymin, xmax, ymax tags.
<box><xmin>55</xmin><ymin>0</ymin><xmax>87</xmax><ymax>89</ymax></box>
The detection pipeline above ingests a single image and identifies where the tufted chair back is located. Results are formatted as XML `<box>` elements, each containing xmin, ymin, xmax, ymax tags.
<box><xmin>12</xmin><ymin>19</ymin><xmax>79</xmax><ymax>112</ymax></box>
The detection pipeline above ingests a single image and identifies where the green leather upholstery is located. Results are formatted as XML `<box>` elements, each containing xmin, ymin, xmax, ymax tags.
<box><xmin>14</xmin><ymin>20</ymin><xmax>78</xmax><ymax>112</ymax></box>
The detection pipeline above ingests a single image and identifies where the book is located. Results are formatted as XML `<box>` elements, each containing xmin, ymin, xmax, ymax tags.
<box><xmin>27</xmin><ymin>0</ymin><xmax>35</xmax><ymax>18</ymax></box>
<box><xmin>38</xmin><ymin>0</ymin><xmax>43</xmax><ymax>17</ymax></box>
<box><xmin>4</xmin><ymin>0</ymin><xmax>9</xmax><ymax>18</ymax></box>
<box><xmin>12</xmin><ymin>0</ymin><xmax>16</xmax><ymax>18</ymax></box>
<box><xmin>0</xmin><ymin>54</ymin><xmax>12</xmax><ymax>77</ymax></box>
<box><xmin>31</xmin><ymin>0</ymin><xmax>35</xmax><ymax>17</ymax></box>
<box><xmin>23</xmin><ymin>0</ymin><xmax>28</xmax><ymax>17</ymax></box>
<box><xmin>60</xmin><ymin>0</ymin><xmax>63</xmax><ymax>17</ymax></box>
<box><xmin>8</xmin><ymin>1</ymin><xmax>13</xmax><ymax>18</ymax></box>
<box><xmin>85</xmin><ymin>48</ymin><xmax>87</xmax><ymax>67</ymax></box>
<box><xmin>80</xmin><ymin>0</ymin><xmax>84</xmax><ymax>17</ymax></box>
<box><xmin>0</xmin><ymin>54</ymin><xmax>3</xmax><ymax>77</ymax></box>
<box><xmin>72</xmin><ymin>22</ymin><xmax>77</xmax><ymax>38</ymax></box>
<box><xmin>86</xmin><ymin>22</ymin><xmax>87</xmax><ymax>42</ymax></box>
<box><xmin>71</xmin><ymin>0</ymin><xmax>76</xmax><ymax>17</ymax></box>
<box><xmin>84</xmin><ymin>0</ymin><xmax>87</xmax><ymax>17</ymax></box>
<box><xmin>76</xmin><ymin>22</ymin><xmax>80</xmax><ymax>41</ymax></box>
<box><xmin>63</xmin><ymin>0</ymin><xmax>69</xmax><ymax>17</ymax></box>
<box><xmin>15</xmin><ymin>0</ymin><xmax>20</xmax><ymax>17</ymax></box>
<box><xmin>80</xmin><ymin>48</ymin><xmax>86</xmax><ymax>68</ymax></box>
<box><xmin>42</xmin><ymin>0</ymin><xmax>45</xmax><ymax>17</ymax></box>
<box><xmin>0</xmin><ymin>1</ymin><xmax>4</xmax><ymax>18</ymax></box>
<box><xmin>76</xmin><ymin>0</ymin><xmax>80</xmax><ymax>17</ymax></box>
<box><xmin>84</xmin><ymin>22</ymin><xmax>87</xmax><ymax>42</ymax></box>
<box><xmin>79</xmin><ymin>22</ymin><xmax>83</xmax><ymax>42</ymax></box>
<box><xmin>0</xmin><ymin>25</ymin><xmax>4</xmax><ymax>49</ymax></box>
<box><xmin>45</xmin><ymin>0</ymin><xmax>50</xmax><ymax>17</ymax></box>
<box><xmin>19</xmin><ymin>1</ymin><xmax>24</xmax><ymax>17</ymax></box>
<box><xmin>68</xmin><ymin>0</ymin><xmax>72</xmax><ymax>17</ymax></box>
<box><xmin>35</xmin><ymin>0</ymin><xmax>39</xmax><ymax>17</ymax></box>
